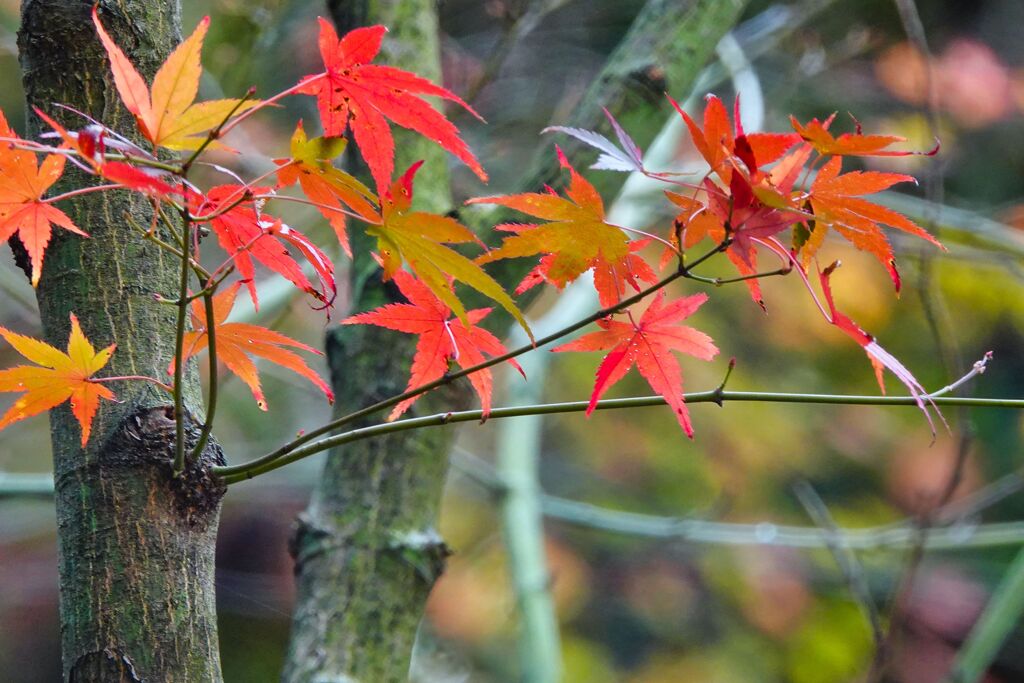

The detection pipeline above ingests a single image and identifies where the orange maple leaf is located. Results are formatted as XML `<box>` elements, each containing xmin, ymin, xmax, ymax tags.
<box><xmin>172</xmin><ymin>283</ymin><xmax>333</xmax><ymax>410</ymax></box>
<box><xmin>789</xmin><ymin>113</ymin><xmax>938</xmax><ymax>157</ymax></box>
<box><xmin>553</xmin><ymin>292</ymin><xmax>718</xmax><ymax>437</ymax></box>
<box><xmin>93</xmin><ymin>7</ymin><xmax>258</xmax><ymax>151</ymax></box>
<box><xmin>296</xmin><ymin>20</ymin><xmax>486</xmax><ymax>193</ymax></box>
<box><xmin>511</xmin><ymin>234</ymin><xmax>658</xmax><ymax>308</ymax></box>
<box><xmin>367</xmin><ymin>162</ymin><xmax>529</xmax><ymax>335</ymax></box>
<box><xmin>0</xmin><ymin>111</ymin><xmax>86</xmax><ymax>286</ymax></box>
<box><xmin>469</xmin><ymin>149</ymin><xmax>639</xmax><ymax>305</ymax></box>
<box><xmin>343</xmin><ymin>269</ymin><xmax>523</xmax><ymax>420</ymax></box>
<box><xmin>805</xmin><ymin>156</ymin><xmax>944</xmax><ymax>290</ymax></box>
<box><xmin>0</xmin><ymin>314</ymin><xmax>115</xmax><ymax>446</ymax></box>
<box><xmin>672</xmin><ymin>94</ymin><xmax>799</xmax><ymax>180</ymax></box>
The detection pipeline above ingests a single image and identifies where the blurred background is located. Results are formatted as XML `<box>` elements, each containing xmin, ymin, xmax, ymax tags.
<box><xmin>2</xmin><ymin>0</ymin><xmax>1024</xmax><ymax>680</ymax></box>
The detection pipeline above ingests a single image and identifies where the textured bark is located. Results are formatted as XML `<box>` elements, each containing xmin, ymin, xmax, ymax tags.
<box><xmin>284</xmin><ymin>0</ymin><xmax>747</xmax><ymax>680</ymax></box>
<box><xmin>18</xmin><ymin>1</ymin><xmax>224</xmax><ymax>680</ymax></box>
<box><xmin>283</xmin><ymin>327</ymin><xmax>465</xmax><ymax>683</ymax></box>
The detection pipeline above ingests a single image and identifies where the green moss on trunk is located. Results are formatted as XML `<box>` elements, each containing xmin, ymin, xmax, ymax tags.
<box><xmin>283</xmin><ymin>3</ymin><xmax>467</xmax><ymax>681</ymax></box>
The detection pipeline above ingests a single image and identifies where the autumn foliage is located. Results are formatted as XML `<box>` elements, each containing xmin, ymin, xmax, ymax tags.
<box><xmin>0</xmin><ymin>9</ymin><xmax>945</xmax><ymax>449</ymax></box>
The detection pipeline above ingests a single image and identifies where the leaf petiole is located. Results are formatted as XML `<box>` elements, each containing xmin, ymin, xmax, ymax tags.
<box><xmin>91</xmin><ymin>375</ymin><xmax>173</xmax><ymax>392</ymax></box>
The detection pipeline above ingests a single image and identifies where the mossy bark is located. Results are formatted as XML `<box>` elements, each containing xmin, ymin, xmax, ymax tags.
<box><xmin>283</xmin><ymin>327</ymin><xmax>466</xmax><ymax>683</ymax></box>
<box><xmin>282</xmin><ymin>3</ymin><xmax>466</xmax><ymax>681</ymax></box>
<box><xmin>18</xmin><ymin>1</ymin><xmax>225</xmax><ymax>680</ymax></box>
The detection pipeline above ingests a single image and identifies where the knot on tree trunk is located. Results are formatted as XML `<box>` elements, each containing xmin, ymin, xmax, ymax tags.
<box><xmin>68</xmin><ymin>647</ymin><xmax>142</xmax><ymax>683</ymax></box>
<box><xmin>69</xmin><ymin>406</ymin><xmax>227</xmax><ymax>525</ymax></box>
<box><xmin>387</xmin><ymin>527</ymin><xmax>451</xmax><ymax>585</ymax></box>
<box><xmin>289</xmin><ymin>513</ymin><xmax>451</xmax><ymax>585</ymax></box>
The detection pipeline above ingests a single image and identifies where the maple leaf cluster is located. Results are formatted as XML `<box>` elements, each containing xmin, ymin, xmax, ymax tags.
<box><xmin>0</xmin><ymin>9</ymin><xmax>944</xmax><ymax>446</ymax></box>
<box><xmin>537</xmin><ymin>95</ymin><xmax>944</xmax><ymax>431</ymax></box>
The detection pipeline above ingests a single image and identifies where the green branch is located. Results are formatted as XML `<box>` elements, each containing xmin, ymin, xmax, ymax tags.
<box><xmin>216</xmin><ymin>390</ymin><xmax>1024</xmax><ymax>484</ymax></box>
<box><xmin>216</xmin><ymin>267</ymin><xmax>694</xmax><ymax>479</ymax></box>
<box><xmin>190</xmin><ymin>286</ymin><xmax>218</xmax><ymax>461</ymax></box>
<box><xmin>946</xmin><ymin>545</ymin><xmax>1024</xmax><ymax>682</ymax></box>
<box><xmin>171</xmin><ymin>194</ymin><xmax>193</xmax><ymax>477</ymax></box>
<box><xmin>685</xmin><ymin>265</ymin><xmax>791</xmax><ymax>286</ymax></box>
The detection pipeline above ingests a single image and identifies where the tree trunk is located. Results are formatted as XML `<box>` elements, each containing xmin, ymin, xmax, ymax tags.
<box><xmin>18</xmin><ymin>1</ymin><xmax>224</xmax><ymax>680</ymax></box>
<box><xmin>282</xmin><ymin>3</ymin><xmax>465</xmax><ymax>681</ymax></box>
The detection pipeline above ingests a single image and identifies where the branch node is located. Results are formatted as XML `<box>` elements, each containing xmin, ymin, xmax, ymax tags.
<box><xmin>712</xmin><ymin>357</ymin><xmax>736</xmax><ymax>406</ymax></box>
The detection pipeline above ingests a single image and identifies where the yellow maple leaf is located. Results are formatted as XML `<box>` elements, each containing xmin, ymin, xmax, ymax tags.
<box><xmin>0</xmin><ymin>314</ymin><xmax>116</xmax><ymax>446</ymax></box>
<box><xmin>93</xmin><ymin>7</ymin><xmax>259</xmax><ymax>151</ymax></box>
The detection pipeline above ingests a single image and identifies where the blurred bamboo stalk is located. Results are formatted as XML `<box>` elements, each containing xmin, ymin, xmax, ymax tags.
<box><xmin>945</xmin><ymin>545</ymin><xmax>1024</xmax><ymax>683</ymax></box>
<box><xmin>494</xmin><ymin>318</ymin><xmax>564</xmax><ymax>683</ymax></box>
<box><xmin>469</xmin><ymin>11</ymin><xmax>777</xmax><ymax>672</ymax></box>
<box><xmin>0</xmin><ymin>472</ymin><xmax>53</xmax><ymax>499</ymax></box>
<box><xmin>456</xmin><ymin>450</ymin><xmax>1024</xmax><ymax>552</ymax></box>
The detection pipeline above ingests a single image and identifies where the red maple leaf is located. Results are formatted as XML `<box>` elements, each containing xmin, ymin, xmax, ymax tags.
<box><xmin>343</xmin><ymin>269</ymin><xmax>524</xmax><ymax>420</ymax></box>
<box><xmin>192</xmin><ymin>186</ymin><xmax>335</xmax><ymax>308</ymax></box>
<box><xmin>663</xmin><ymin>166</ymin><xmax>806</xmax><ymax>309</ymax></box>
<box><xmin>553</xmin><ymin>291</ymin><xmax>718</xmax><ymax>437</ymax></box>
<box><xmin>818</xmin><ymin>261</ymin><xmax>941</xmax><ymax>433</ymax></box>
<box><xmin>296</xmin><ymin>20</ymin><xmax>486</xmax><ymax>193</ymax></box>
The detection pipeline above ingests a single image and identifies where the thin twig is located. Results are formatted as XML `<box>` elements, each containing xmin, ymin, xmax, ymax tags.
<box><xmin>44</xmin><ymin>183</ymin><xmax>121</xmax><ymax>204</ymax></box>
<box><xmin>171</xmin><ymin>188</ymin><xmax>193</xmax><ymax>477</ymax></box>
<box><xmin>218</xmin><ymin>75</ymin><xmax>326</xmax><ymax>137</ymax></box>
<box><xmin>685</xmin><ymin>265</ymin><xmax>791</xmax><ymax>287</ymax></box>
<box><xmin>214</xmin><ymin>249</ymin><xmax>715</xmax><ymax>479</ymax></box>
<box><xmin>928</xmin><ymin>352</ymin><xmax>993</xmax><ymax>399</ymax></box>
